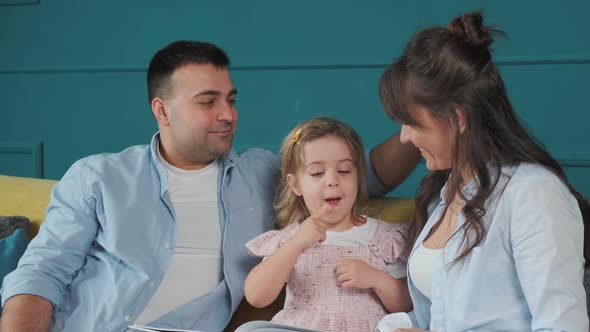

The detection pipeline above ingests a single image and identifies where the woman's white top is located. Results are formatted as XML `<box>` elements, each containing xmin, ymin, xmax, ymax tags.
<box><xmin>408</xmin><ymin>243</ymin><xmax>441</xmax><ymax>299</ymax></box>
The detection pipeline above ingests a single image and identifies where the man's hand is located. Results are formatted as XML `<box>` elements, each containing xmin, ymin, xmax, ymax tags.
<box><xmin>336</xmin><ymin>258</ymin><xmax>381</xmax><ymax>289</ymax></box>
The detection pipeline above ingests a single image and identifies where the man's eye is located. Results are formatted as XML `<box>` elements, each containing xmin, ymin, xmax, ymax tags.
<box><xmin>228</xmin><ymin>98</ymin><xmax>236</xmax><ymax>105</ymax></box>
<box><xmin>199</xmin><ymin>100</ymin><xmax>215</xmax><ymax>106</ymax></box>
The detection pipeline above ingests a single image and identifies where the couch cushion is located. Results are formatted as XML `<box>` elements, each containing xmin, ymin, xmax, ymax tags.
<box><xmin>0</xmin><ymin>228</ymin><xmax>30</xmax><ymax>285</ymax></box>
<box><xmin>367</xmin><ymin>197</ymin><xmax>414</xmax><ymax>223</ymax></box>
<box><xmin>0</xmin><ymin>175</ymin><xmax>57</xmax><ymax>239</ymax></box>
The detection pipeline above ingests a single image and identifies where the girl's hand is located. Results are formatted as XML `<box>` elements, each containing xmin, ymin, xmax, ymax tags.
<box><xmin>336</xmin><ymin>258</ymin><xmax>381</xmax><ymax>289</ymax></box>
<box><xmin>289</xmin><ymin>205</ymin><xmax>332</xmax><ymax>252</ymax></box>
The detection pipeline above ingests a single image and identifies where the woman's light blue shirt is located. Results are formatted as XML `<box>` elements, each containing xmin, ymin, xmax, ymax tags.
<box><xmin>408</xmin><ymin>163</ymin><xmax>588</xmax><ymax>331</ymax></box>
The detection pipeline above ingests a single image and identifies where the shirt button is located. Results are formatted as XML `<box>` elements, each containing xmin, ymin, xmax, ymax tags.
<box><xmin>370</xmin><ymin>244</ymin><xmax>379</xmax><ymax>253</ymax></box>
<box><xmin>164</xmin><ymin>242</ymin><xmax>172</xmax><ymax>249</ymax></box>
<box><xmin>148</xmin><ymin>281</ymin><xmax>155</xmax><ymax>288</ymax></box>
<box><xmin>124</xmin><ymin>315</ymin><xmax>132</xmax><ymax>322</ymax></box>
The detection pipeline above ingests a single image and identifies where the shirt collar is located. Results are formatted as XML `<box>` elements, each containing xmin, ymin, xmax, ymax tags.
<box><xmin>149</xmin><ymin>132</ymin><xmax>237</xmax><ymax>179</ymax></box>
<box><xmin>438</xmin><ymin>163</ymin><xmax>504</xmax><ymax>204</ymax></box>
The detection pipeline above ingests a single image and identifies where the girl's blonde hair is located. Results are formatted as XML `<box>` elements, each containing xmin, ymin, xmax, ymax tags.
<box><xmin>275</xmin><ymin>117</ymin><xmax>368</xmax><ymax>229</ymax></box>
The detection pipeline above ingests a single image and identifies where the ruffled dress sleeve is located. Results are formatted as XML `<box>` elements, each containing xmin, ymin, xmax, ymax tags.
<box><xmin>370</xmin><ymin>219</ymin><xmax>410</xmax><ymax>264</ymax></box>
<box><xmin>246</xmin><ymin>227</ymin><xmax>293</xmax><ymax>257</ymax></box>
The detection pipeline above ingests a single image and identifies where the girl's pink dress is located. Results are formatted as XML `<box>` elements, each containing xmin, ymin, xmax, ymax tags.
<box><xmin>246</xmin><ymin>219</ymin><xmax>408</xmax><ymax>332</ymax></box>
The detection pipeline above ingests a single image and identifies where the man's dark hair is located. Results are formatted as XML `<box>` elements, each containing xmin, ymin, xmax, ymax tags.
<box><xmin>147</xmin><ymin>40</ymin><xmax>230</xmax><ymax>103</ymax></box>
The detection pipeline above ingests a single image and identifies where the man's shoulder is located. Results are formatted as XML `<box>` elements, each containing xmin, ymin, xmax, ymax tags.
<box><xmin>224</xmin><ymin>148</ymin><xmax>280</xmax><ymax>193</ymax></box>
<box><xmin>75</xmin><ymin>144</ymin><xmax>151</xmax><ymax>175</ymax></box>
<box><xmin>232</xmin><ymin>148</ymin><xmax>279</xmax><ymax>170</ymax></box>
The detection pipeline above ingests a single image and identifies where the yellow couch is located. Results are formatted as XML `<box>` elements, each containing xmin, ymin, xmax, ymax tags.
<box><xmin>0</xmin><ymin>175</ymin><xmax>57</xmax><ymax>239</ymax></box>
<box><xmin>0</xmin><ymin>174</ymin><xmax>414</xmax><ymax>330</ymax></box>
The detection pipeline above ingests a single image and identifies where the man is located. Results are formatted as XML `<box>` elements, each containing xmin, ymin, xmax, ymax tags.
<box><xmin>0</xmin><ymin>41</ymin><xmax>420</xmax><ymax>331</ymax></box>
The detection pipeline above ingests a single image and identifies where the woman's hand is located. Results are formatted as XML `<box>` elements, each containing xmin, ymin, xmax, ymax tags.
<box><xmin>336</xmin><ymin>258</ymin><xmax>381</xmax><ymax>289</ymax></box>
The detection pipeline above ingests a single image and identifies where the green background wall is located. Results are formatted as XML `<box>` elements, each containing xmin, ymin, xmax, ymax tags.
<box><xmin>1</xmin><ymin>0</ymin><xmax>588</xmax><ymax>198</ymax></box>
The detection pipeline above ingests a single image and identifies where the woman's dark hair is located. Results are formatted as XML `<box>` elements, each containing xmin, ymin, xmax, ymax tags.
<box><xmin>379</xmin><ymin>11</ymin><xmax>590</xmax><ymax>265</ymax></box>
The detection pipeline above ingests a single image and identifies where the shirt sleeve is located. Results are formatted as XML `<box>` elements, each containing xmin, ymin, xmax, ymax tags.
<box><xmin>1</xmin><ymin>160</ymin><xmax>99</xmax><ymax>308</ymax></box>
<box><xmin>508</xmin><ymin>173</ymin><xmax>588</xmax><ymax>331</ymax></box>
<box><xmin>365</xmin><ymin>151</ymin><xmax>390</xmax><ymax>198</ymax></box>
<box><xmin>244</xmin><ymin>149</ymin><xmax>281</xmax><ymax>231</ymax></box>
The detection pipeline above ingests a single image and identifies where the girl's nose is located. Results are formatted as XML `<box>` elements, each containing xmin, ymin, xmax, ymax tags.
<box><xmin>326</xmin><ymin>172</ymin><xmax>339</xmax><ymax>187</ymax></box>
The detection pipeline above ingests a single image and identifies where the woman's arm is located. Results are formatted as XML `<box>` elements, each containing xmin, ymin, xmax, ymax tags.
<box><xmin>509</xmin><ymin>174</ymin><xmax>588</xmax><ymax>330</ymax></box>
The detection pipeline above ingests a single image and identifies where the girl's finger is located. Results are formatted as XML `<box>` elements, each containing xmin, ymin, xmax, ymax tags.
<box><xmin>318</xmin><ymin>232</ymin><xmax>326</xmax><ymax>243</ymax></box>
<box><xmin>341</xmin><ymin>279</ymin><xmax>355</xmax><ymax>288</ymax></box>
<box><xmin>312</xmin><ymin>204</ymin><xmax>333</xmax><ymax>225</ymax></box>
<box><xmin>337</xmin><ymin>272</ymin><xmax>352</xmax><ymax>283</ymax></box>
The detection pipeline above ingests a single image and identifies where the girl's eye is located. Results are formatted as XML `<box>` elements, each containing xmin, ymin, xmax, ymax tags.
<box><xmin>310</xmin><ymin>172</ymin><xmax>324</xmax><ymax>177</ymax></box>
<box><xmin>338</xmin><ymin>170</ymin><xmax>351</xmax><ymax>174</ymax></box>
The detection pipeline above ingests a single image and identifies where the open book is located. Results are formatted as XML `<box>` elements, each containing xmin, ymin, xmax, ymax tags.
<box><xmin>128</xmin><ymin>324</ymin><xmax>206</xmax><ymax>332</ymax></box>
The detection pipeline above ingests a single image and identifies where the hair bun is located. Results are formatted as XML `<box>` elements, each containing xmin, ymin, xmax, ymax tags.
<box><xmin>448</xmin><ymin>12</ymin><xmax>493</xmax><ymax>49</ymax></box>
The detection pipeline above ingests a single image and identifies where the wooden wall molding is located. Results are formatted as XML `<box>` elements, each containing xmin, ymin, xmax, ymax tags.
<box><xmin>1</xmin><ymin>55</ymin><xmax>589</xmax><ymax>74</ymax></box>
<box><xmin>0</xmin><ymin>142</ymin><xmax>43</xmax><ymax>178</ymax></box>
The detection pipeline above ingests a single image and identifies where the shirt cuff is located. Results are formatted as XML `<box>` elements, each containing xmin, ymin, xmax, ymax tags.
<box><xmin>1</xmin><ymin>268</ymin><xmax>62</xmax><ymax>308</ymax></box>
<box><xmin>365</xmin><ymin>151</ymin><xmax>390</xmax><ymax>197</ymax></box>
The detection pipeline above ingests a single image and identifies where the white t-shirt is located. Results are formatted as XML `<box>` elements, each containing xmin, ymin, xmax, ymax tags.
<box><xmin>134</xmin><ymin>148</ymin><xmax>222</xmax><ymax>325</ymax></box>
<box><xmin>408</xmin><ymin>243</ymin><xmax>441</xmax><ymax>299</ymax></box>
<box><xmin>323</xmin><ymin>217</ymin><xmax>407</xmax><ymax>279</ymax></box>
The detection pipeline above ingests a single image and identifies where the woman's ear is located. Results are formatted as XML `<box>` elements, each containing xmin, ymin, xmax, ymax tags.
<box><xmin>286</xmin><ymin>173</ymin><xmax>302</xmax><ymax>196</ymax></box>
<box><xmin>453</xmin><ymin>105</ymin><xmax>467</xmax><ymax>134</ymax></box>
<box><xmin>151</xmin><ymin>97</ymin><xmax>170</xmax><ymax>127</ymax></box>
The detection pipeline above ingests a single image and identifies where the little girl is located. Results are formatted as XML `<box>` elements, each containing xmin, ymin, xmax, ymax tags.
<box><xmin>238</xmin><ymin>117</ymin><xmax>411</xmax><ymax>332</ymax></box>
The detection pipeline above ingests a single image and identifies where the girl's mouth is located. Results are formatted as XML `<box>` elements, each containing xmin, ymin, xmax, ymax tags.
<box><xmin>325</xmin><ymin>197</ymin><xmax>341</xmax><ymax>207</ymax></box>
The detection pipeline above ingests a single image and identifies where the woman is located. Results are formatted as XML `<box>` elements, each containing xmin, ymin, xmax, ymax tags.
<box><xmin>379</xmin><ymin>12</ymin><xmax>590</xmax><ymax>331</ymax></box>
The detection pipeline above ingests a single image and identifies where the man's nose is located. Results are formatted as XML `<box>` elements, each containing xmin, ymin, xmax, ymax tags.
<box><xmin>217</xmin><ymin>101</ymin><xmax>236</xmax><ymax>122</ymax></box>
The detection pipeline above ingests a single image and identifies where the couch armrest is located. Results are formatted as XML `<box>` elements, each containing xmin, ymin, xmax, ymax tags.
<box><xmin>0</xmin><ymin>175</ymin><xmax>57</xmax><ymax>239</ymax></box>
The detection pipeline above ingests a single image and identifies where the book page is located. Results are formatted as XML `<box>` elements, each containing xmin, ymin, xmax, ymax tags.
<box><xmin>128</xmin><ymin>324</ymin><xmax>206</xmax><ymax>332</ymax></box>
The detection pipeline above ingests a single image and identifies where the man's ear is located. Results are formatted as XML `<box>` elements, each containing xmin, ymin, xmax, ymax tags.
<box><xmin>286</xmin><ymin>173</ymin><xmax>302</xmax><ymax>196</ymax></box>
<box><xmin>453</xmin><ymin>105</ymin><xmax>467</xmax><ymax>134</ymax></box>
<box><xmin>151</xmin><ymin>97</ymin><xmax>170</xmax><ymax>127</ymax></box>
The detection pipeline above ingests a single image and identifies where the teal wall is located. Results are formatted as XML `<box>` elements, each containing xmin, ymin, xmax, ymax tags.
<box><xmin>1</xmin><ymin>0</ymin><xmax>589</xmax><ymax>198</ymax></box>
